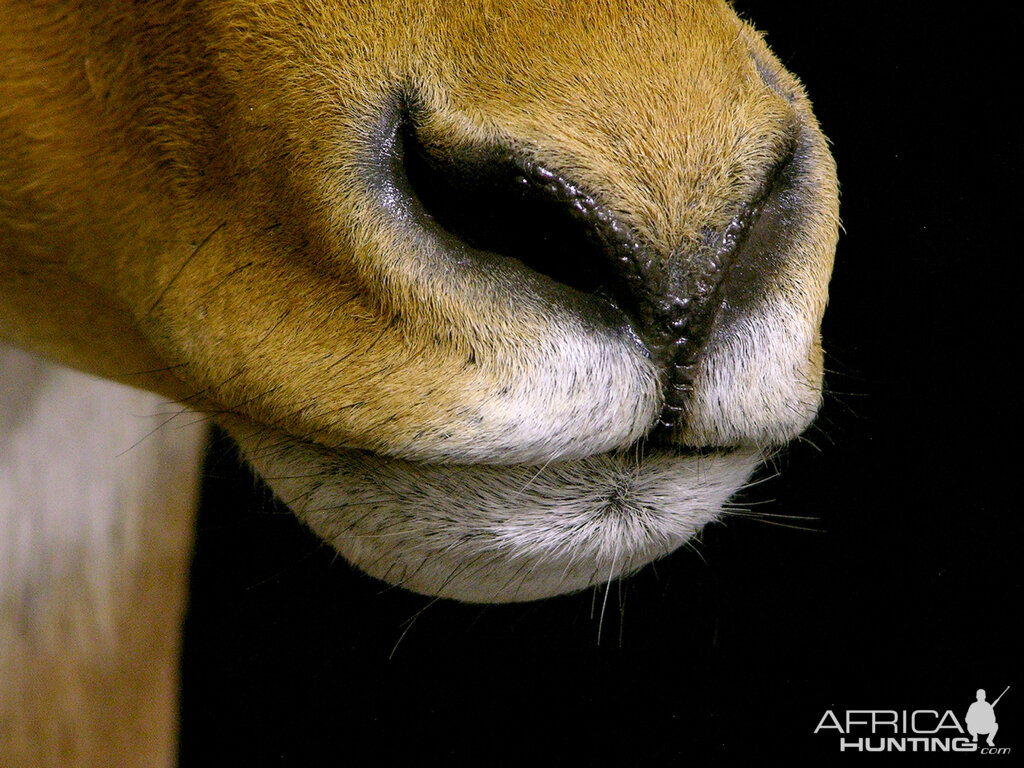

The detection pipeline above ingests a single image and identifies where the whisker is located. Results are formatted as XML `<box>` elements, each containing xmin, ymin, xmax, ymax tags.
<box><xmin>145</xmin><ymin>221</ymin><xmax>226</xmax><ymax>319</ymax></box>
<box><xmin>389</xmin><ymin>597</ymin><xmax>441</xmax><ymax>660</ymax></box>
<box><xmin>596</xmin><ymin>543</ymin><xmax>620</xmax><ymax>645</ymax></box>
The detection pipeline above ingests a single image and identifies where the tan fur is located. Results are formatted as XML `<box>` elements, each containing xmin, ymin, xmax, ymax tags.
<box><xmin>1</xmin><ymin>1</ymin><xmax>839</xmax><ymax>764</ymax></box>
<box><xmin>2</xmin><ymin>0</ymin><xmax>836</xmax><ymax>454</ymax></box>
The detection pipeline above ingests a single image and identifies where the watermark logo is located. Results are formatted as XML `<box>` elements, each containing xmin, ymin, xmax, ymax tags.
<box><xmin>813</xmin><ymin>686</ymin><xmax>1011</xmax><ymax>755</ymax></box>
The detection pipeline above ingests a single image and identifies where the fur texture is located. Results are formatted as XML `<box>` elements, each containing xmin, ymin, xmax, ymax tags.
<box><xmin>0</xmin><ymin>344</ymin><xmax>205</xmax><ymax>767</ymax></box>
<box><xmin>1</xmin><ymin>1</ymin><xmax>838</xmax><ymax>763</ymax></box>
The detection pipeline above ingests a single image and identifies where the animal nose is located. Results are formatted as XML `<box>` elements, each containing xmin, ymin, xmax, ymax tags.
<box><xmin>399</xmin><ymin>117</ymin><xmax>799</xmax><ymax>430</ymax></box>
<box><xmin>402</xmin><ymin>121</ymin><xmax>635</xmax><ymax>299</ymax></box>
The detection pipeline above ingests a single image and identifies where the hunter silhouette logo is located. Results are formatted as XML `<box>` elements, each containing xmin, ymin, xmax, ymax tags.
<box><xmin>967</xmin><ymin>687</ymin><xmax>1010</xmax><ymax>747</ymax></box>
<box><xmin>814</xmin><ymin>685</ymin><xmax>1012</xmax><ymax>754</ymax></box>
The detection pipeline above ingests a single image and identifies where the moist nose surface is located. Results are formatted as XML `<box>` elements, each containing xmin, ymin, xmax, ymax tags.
<box><xmin>398</xmin><ymin>113</ymin><xmax>801</xmax><ymax>431</ymax></box>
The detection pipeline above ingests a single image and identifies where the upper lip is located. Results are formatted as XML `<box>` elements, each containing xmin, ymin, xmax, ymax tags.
<box><xmin>371</xmin><ymin>97</ymin><xmax>807</xmax><ymax>441</ymax></box>
<box><xmin>654</xmin><ymin>128</ymin><xmax>802</xmax><ymax>431</ymax></box>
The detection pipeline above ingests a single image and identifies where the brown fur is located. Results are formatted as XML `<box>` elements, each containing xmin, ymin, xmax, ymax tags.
<box><xmin>1</xmin><ymin>1</ymin><xmax>839</xmax><ymax>764</ymax></box>
<box><xmin>2</xmin><ymin>0</ymin><xmax>836</xmax><ymax>455</ymax></box>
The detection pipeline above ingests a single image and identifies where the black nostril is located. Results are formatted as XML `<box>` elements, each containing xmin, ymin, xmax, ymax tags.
<box><xmin>401</xmin><ymin>119</ymin><xmax>645</xmax><ymax>302</ymax></box>
<box><xmin>391</xmin><ymin>108</ymin><xmax>802</xmax><ymax>433</ymax></box>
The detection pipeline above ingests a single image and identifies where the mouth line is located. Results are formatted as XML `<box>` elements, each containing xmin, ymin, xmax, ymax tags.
<box><xmin>238</xmin><ymin>416</ymin><xmax>751</xmax><ymax>469</ymax></box>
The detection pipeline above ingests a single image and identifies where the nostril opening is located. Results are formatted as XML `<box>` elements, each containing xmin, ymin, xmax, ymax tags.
<box><xmin>383</xmin><ymin>105</ymin><xmax>806</xmax><ymax>436</ymax></box>
<box><xmin>401</xmin><ymin>119</ymin><xmax>634</xmax><ymax>300</ymax></box>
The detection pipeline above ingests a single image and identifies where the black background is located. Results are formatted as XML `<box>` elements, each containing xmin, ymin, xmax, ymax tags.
<box><xmin>179</xmin><ymin>4</ymin><xmax>1020</xmax><ymax>764</ymax></box>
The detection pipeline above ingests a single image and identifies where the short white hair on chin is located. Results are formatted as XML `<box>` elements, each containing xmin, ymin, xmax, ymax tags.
<box><xmin>237</xmin><ymin>427</ymin><xmax>761</xmax><ymax>603</ymax></box>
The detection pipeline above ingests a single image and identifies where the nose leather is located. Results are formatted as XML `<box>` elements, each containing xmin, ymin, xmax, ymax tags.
<box><xmin>397</xmin><ymin>113</ymin><xmax>800</xmax><ymax>431</ymax></box>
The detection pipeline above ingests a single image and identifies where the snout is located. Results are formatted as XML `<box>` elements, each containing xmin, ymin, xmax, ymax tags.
<box><xmin>228</xmin><ymin>60</ymin><xmax>838</xmax><ymax>601</ymax></box>
<box><xmin>155</xmin><ymin>2</ymin><xmax>838</xmax><ymax>602</ymax></box>
<box><xmin>361</xmin><ymin>89</ymin><xmax>829</xmax><ymax>447</ymax></box>
<box><xmin>2</xmin><ymin>0</ymin><xmax>839</xmax><ymax>604</ymax></box>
